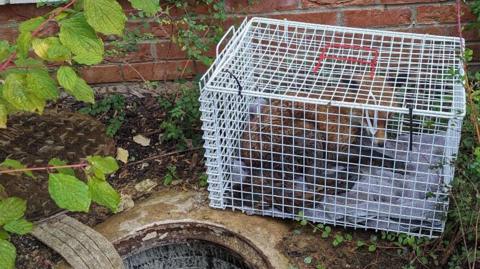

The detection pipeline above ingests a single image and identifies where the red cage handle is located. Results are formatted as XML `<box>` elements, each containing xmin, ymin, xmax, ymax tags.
<box><xmin>313</xmin><ymin>43</ymin><xmax>379</xmax><ymax>79</ymax></box>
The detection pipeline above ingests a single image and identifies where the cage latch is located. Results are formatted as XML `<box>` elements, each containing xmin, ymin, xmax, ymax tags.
<box><xmin>365</xmin><ymin>91</ymin><xmax>379</xmax><ymax>137</ymax></box>
<box><xmin>225</xmin><ymin>70</ymin><xmax>243</xmax><ymax>96</ymax></box>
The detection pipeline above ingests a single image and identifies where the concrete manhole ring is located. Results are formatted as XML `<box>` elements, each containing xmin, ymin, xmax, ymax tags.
<box><xmin>115</xmin><ymin>221</ymin><xmax>273</xmax><ymax>269</ymax></box>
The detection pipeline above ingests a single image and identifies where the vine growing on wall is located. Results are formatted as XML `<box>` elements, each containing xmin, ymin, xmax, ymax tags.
<box><xmin>0</xmin><ymin>0</ymin><xmax>226</xmax><ymax>268</ymax></box>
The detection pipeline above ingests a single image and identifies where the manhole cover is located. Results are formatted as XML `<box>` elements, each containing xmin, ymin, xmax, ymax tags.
<box><xmin>123</xmin><ymin>239</ymin><xmax>252</xmax><ymax>269</ymax></box>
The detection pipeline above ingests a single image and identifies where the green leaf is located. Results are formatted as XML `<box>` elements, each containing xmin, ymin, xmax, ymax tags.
<box><xmin>0</xmin><ymin>197</ymin><xmax>26</xmax><ymax>226</ymax></box>
<box><xmin>86</xmin><ymin>156</ymin><xmax>119</xmax><ymax>175</ymax></box>
<box><xmin>0</xmin><ymin>158</ymin><xmax>34</xmax><ymax>178</ymax></box>
<box><xmin>368</xmin><ymin>244</ymin><xmax>377</xmax><ymax>252</ymax></box>
<box><xmin>84</xmin><ymin>0</ymin><xmax>126</xmax><ymax>36</ymax></box>
<box><xmin>57</xmin><ymin>66</ymin><xmax>95</xmax><ymax>103</ymax></box>
<box><xmin>26</xmin><ymin>70</ymin><xmax>59</xmax><ymax>101</ymax></box>
<box><xmin>0</xmin><ymin>40</ymin><xmax>12</xmax><ymax>63</ymax></box>
<box><xmin>59</xmin><ymin>13</ymin><xmax>104</xmax><ymax>65</ymax></box>
<box><xmin>3</xmin><ymin>73</ymin><xmax>45</xmax><ymax>113</ymax></box>
<box><xmin>0</xmin><ymin>229</ymin><xmax>9</xmax><ymax>240</ymax></box>
<box><xmin>57</xmin><ymin>66</ymin><xmax>77</xmax><ymax>89</ymax></box>
<box><xmin>48</xmin><ymin>158</ymin><xmax>75</xmax><ymax>176</ymax></box>
<box><xmin>0</xmin><ymin>239</ymin><xmax>16</xmax><ymax>269</ymax></box>
<box><xmin>32</xmin><ymin>37</ymin><xmax>71</xmax><ymax>62</ymax></box>
<box><xmin>128</xmin><ymin>0</ymin><xmax>160</xmax><ymax>16</ymax></box>
<box><xmin>0</xmin><ymin>104</ymin><xmax>6</xmax><ymax>129</ymax></box>
<box><xmin>88</xmin><ymin>177</ymin><xmax>120</xmax><ymax>212</ymax></box>
<box><xmin>48</xmin><ymin>173</ymin><xmax>91</xmax><ymax>212</ymax></box>
<box><xmin>16</xmin><ymin>31</ymin><xmax>32</xmax><ymax>59</ymax></box>
<box><xmin>3</xmin><ymin>218</ymin><xmax>33</xmax><ymax>235</ymax></box>
<box><xmin>19</xmin><ymin>16</ymin><xmax>45</xmax><ymax>33</ymax></box>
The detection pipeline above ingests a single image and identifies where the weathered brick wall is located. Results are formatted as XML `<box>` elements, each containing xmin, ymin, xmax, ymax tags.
<box><xmin>0</xmin><ymin>0</ymin><xmax>477</xmax><ymax>84</ymax></box>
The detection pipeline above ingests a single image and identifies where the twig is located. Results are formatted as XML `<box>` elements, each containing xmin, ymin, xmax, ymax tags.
<box><xmin>0</xmin><ymin>163</ymin><xmax>87</xmax><ymax>175</ymax></box>
<box><xmin>0</xmin><ymin>0</ymin><xmax>77</xmax><ymax>72</ymax></box>
<box><xmin>127</xmin><ymin>147</ymin><xmax>202</xmax><ymax>166</ymax></box>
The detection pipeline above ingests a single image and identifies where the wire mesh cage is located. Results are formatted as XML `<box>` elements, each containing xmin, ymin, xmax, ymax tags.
<box><xmin>199</xmin><ymin>17</ymin><xmax>466</xmax><ymax>237</ymax></box>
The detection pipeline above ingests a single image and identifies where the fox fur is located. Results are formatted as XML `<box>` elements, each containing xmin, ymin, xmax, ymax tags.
<box><xmin>237</xmin><ymin>76</ymin><xmax>398</xmax><ymax>213</ymax></box>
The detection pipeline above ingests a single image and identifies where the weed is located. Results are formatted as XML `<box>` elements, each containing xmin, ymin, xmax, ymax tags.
<box><xmin>79</xmin><ymin>94</ymin><xmax>126</xmax><ymax>137</ymax></box>
<box><xmin>158</xmin><ymin>84</ymin><xmax>202</xmax><ymax>149</ymax></box>
<box><xmin>163</xmin><ymin>165</ymin><xmax>178</xmax><ymax>186</ymax></box>
<box><xmin>198</xmin><ymin>173</ymin><xmax>208</xmax><ymax>187</ymax></box>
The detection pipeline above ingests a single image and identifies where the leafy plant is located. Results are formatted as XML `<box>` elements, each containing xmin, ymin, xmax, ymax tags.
<box><xmin>163</xmin><ymin>164</ymin><xmax>178</xmax><ymax>186</ymax></box>
<box><xmin>158</xmin><ymin>84</ymin><xmax>202</xmax><ymax>149</ymax></box>
<box><xmin>79</xmin><ymin>94</ymin><xmax>126</xmax><ymax>137</ymax></box>
<box><xmin>0</xmin><ymin>156</ymin><xmax>120</xmax><ymax>267</ymax></box>
<box><xmin>198</xmin><ymin>172</ymin><xmax>208</xmax><ymax>187</ymax></box>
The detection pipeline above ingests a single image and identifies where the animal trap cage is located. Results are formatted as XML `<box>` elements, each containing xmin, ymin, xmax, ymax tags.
<box><xmin>199</xmin><ymin>17</ymin><xmax>465</xmax><ymax>237</ymax></box>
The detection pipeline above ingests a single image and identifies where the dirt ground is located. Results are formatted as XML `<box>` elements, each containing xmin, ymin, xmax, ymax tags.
<box><xmin>8</xmin><ymin>81</ymin><xmax>411</xmax><ymax>269</ymax></box>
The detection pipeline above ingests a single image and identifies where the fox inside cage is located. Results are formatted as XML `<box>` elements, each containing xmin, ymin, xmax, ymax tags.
<box><xmin>199</xmin><ymin>18</ymin><xmax>466</xmax><ymax>237</ymax></box>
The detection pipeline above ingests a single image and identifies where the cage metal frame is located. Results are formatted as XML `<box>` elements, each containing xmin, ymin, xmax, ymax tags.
<box><xmin>200</xmin><ymin>17</ymin><xmax>465</xmax><ymax>237</ymax></box>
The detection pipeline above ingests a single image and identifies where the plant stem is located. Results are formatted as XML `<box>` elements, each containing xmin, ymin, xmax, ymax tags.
<box><xmin>0</xmin><ymin>163</ymin><xmax>87</xmax><ymax>175</ymax></box>
<box><xmin>0</xmin><ymin>0</ymin><xmax>77</xmax><ymax>72</ymax></box>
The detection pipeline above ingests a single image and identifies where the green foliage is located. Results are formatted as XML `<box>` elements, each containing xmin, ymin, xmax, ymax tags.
<box><xmin>3</xmin><ymin>219</ymin><xmax>33</xmax><ymax>236</ymax></box>
<box><xmin>57</xmin><ymin>66</ymin><xmax>95</xmax><ymax>103</ymax></box>
<box><xmin>0</xmin><ymin>239</ymin><xmax>16</xmax><ymax>269</ymax></box>
<box><xmin>59</xmin><ymin>13</ymin><xmax>104</xmax><ymax>65</ymax></box>
<box><xmin>163</xmin><ymin>165</ymin><xmax>178</xmax><ymax>186</ymax></box>
<box><xmin>0</xmin><ymin>159</ymin><xmax>35</xmax><ymax>178</ymax></box>
<box><xmin>0</xmin><ymin>198</ymin><xmax>26</xmax><ymax>226</ymax></box>
<box><xmin>48</xmin><ymin>158</ymin><xmax>75</xmax><ymax>176</ymax></box>
<box><xmin>198</xmin><ymin>173</ymin><xmax>208</xmax><ymax>187</ymax></box>
<box><xmin>32</xmin><ymin>37</ymin><xmax>71</xmax><ymax>62</ymax></box>
<box><xmin>48</xmin><ymin>173</ymin><xmax>91</xmax><ymax>212</ymax></box>
<box><xmin>128</xmin><ymin>0</ymin><xmax>160</xmax><ymax>17</ymax></box>
<box><xmin>83</xmin><ymin>0</ymin><xmax>126</xmax><ymax>36</ymax></box>
<box><xmin>79</xmin><ymin>94</ymin><xmax>126</xmax><ymax>137</ymax></box>
<box><xmin>158</xmin><ymin>84</ymin><xmax>202</xmax><ymax>149</ymax></box>
<box><xmin>88</xmin><ymin>177</ymin><xmax>120</xmax><ymax>212</ymax></box>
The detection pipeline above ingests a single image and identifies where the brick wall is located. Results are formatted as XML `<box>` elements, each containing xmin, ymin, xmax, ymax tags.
<box><xmin>0</xmin><ymin>0</ymin><xmax>477</xmax><ymax>84</ymax></box>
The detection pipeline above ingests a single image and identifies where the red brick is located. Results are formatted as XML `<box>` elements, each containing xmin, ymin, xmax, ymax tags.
<box><xmin>269</xmin><ymin>12</ymin><xmax>337</xmax><ymax>25</ymax></box>
<box><xmin>302</xmin><ymin>0</ymin><xmax>374</xmax><ymax>8</ymax></box>
<box><xmin>416</xmin><ymin>4</ymin><xmax>475</xmax><ymax>24</ymax></box>
<box><xmin>0</xmin><ymin>4</ymin><xmax>51</xmax><ymax>23</ymax></box>
<box><xmin>122</xmin><ymin>60</ymin><xmax>206</xmax><ymax>81</ymax></box>
<box><xmin>344</xmin><ymin>8</ymin><xmax>412</xmax><ymax>27</ymax></box>
<box><xmin>225</xmin><ymin>0</ymin><xmax>299</xmax><ymax>14</ymax></box>
<box><xmin>398</xmin><ymin>25</ymin><xmax>480</xmax><ymax>41</ymax></box>
<box><xmin>379</xmin><ymin>0</ymin><xmax>448</xmax><ymax>4</ymax></box>
<box><xmin>0</xmin><ymin>27</ymin><xmax>18</xmax><ymax>43</ymax></box>
<box><xmin>104</xmin><ymin>42</ymin><xmax>154</xmax><ymax>63</ymax></box>
<box><xmin>80</xmin><ymin>64</ymin><xmax>124</xmax><ymax>84</ymax></box>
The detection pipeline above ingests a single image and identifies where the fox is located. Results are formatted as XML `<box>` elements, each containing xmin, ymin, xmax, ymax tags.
<box><xmin>237</xmin><ymin>75</ymin><xmax>401</xmax><ymax>213</ymax></box>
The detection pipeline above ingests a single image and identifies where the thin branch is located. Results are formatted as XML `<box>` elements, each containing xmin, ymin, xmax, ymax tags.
<box><xmin>127</xmin><ymin>147</ymin><xmax>202</xmax><ymax>166</ymax></box>
<box><xmin>0</xmin><ymin>163</ymin><xmax>87</xmax><ymax>175</ymax></box>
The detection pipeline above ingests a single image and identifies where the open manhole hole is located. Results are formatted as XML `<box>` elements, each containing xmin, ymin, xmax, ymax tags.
<box><xmin>115</xmin><ymin>221</ymin><xmax>272</xmax><ymax>269</ymax></box>
<box><xmin>123</xmin><ymin>239</ymin><xmax>253</xmax><ymax>269</ymax></box>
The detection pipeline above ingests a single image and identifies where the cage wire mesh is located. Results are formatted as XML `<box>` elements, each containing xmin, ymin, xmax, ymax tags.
<box><xmin>199</xmin><ymin>17</ymin><xmax>466</xmax><ymax>237</ymax></box>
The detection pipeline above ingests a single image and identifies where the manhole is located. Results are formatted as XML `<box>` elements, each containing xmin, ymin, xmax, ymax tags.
<box><xmin>115</xmin><ymin>221</ymin><xmax>272</xmax><ymax>269</ymax></box>
<box><xmin>123</xmin><ymin>239</ymin><xmax>253</xmax><ymax>269</ymax></box>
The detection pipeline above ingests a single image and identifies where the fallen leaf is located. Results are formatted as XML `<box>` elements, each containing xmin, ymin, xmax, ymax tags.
<box><xmin>134</xmin><ymin>179</ymin><xmax>157</xmax><ymax>193</ymax></box>
<box><xmin>116</xmin><ymin>147</ymin><xmax>129</xmax><ymax>164</ymax></box>
<box><xmin>133</xmin><ymin>134</ymin><xmax>151</xmax><ymax>146</ymax></box>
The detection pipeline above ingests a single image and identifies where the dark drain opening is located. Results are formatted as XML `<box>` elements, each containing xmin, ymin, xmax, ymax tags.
<box><xmin>123</xmin><ymin>239</ymin><xmax>253</xmax><ymax>269</ymax></box>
